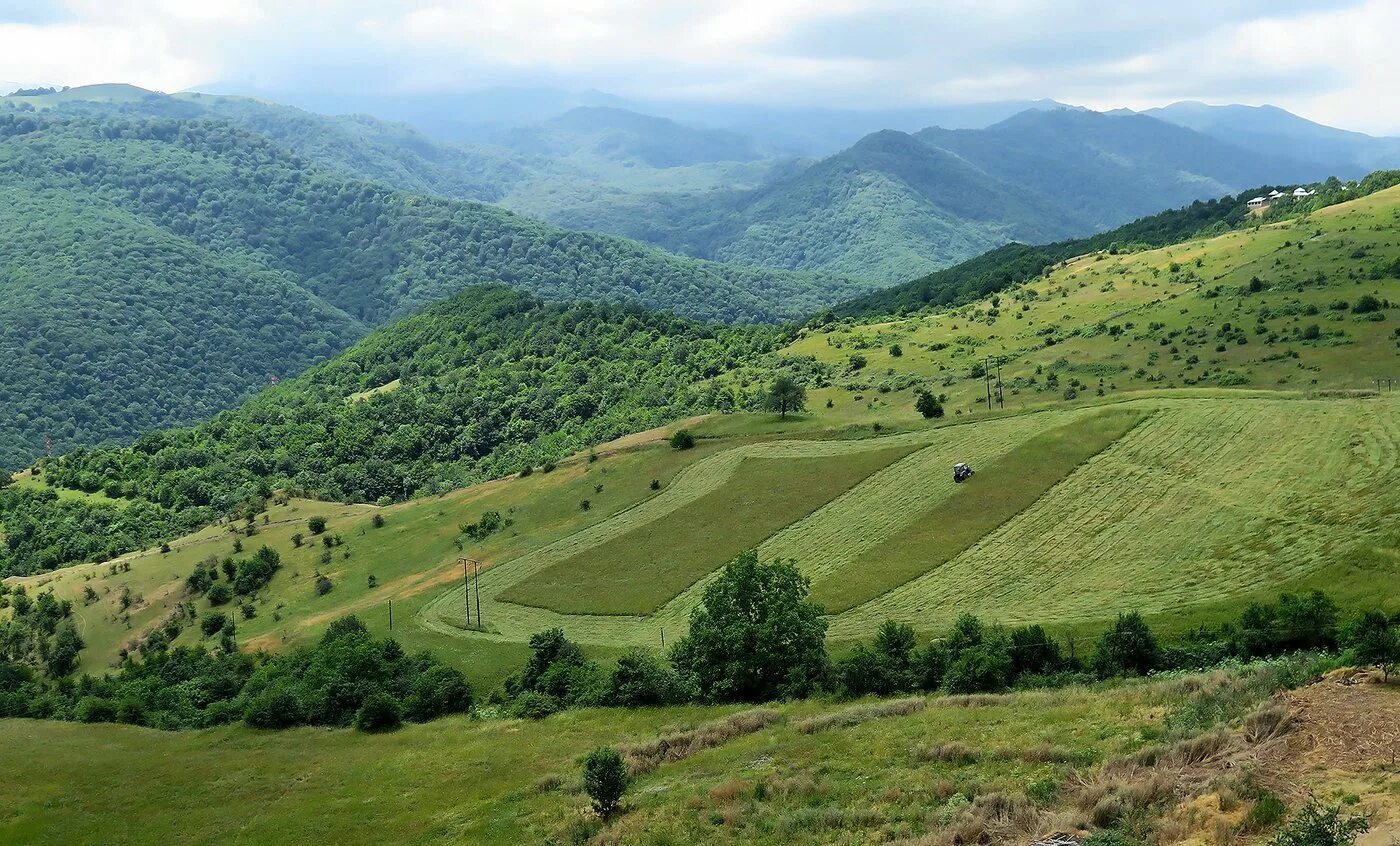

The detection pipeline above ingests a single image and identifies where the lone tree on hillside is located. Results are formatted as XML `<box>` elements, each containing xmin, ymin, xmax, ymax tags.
<box><xmin>583</xmin><ymin>746</ymin><xmax>628</xmax><ymax>819</ymax></box>
<box><xmin>916</xmin><ymin>390</ymin><xmax>944</xmax><ymax>419</ymax></box>
<box><xmin>671</xmin><ymin>551</ymin><xmax>828</xmax><ymax>701</ymax></box>
<box><xmin>765</xmin><ymin>376</ymin><xmax>806</xmax><ymax>419</ymax></box>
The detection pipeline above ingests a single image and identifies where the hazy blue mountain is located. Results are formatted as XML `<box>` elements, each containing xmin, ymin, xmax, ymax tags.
<box><xmin>546</xmin><ymin>108</ymin><xmax>1330</xmax><ymax>284</ymax></box>
<box><xmin>914</xmin><ymin>108</ymin><xmax>1330</xmax><ymax>230</ymax></box>
<box><xmin>496</xmin><ymin>106</ymin><xmax>769</xmax><ymax>166</ymax></box>
<box><xmin>1144</xmin><ymin>101</ymin><xmax>1400</xmax><ymax>176</ymax></box>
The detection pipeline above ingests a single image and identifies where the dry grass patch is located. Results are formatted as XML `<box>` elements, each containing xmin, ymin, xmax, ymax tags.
<box><xmin>621</xmin><ymin>708</ymin><xmax>783</xmax><ymax>775</ymax></box>
<box><xmin>919</xmin><ymin>741</ymin><xmax>981</xmax><ymax>765</ymax></box>
<box><xmin>793</xmin><ymin>697</ymin><xmax>926</xmax><ymax>734</ymax></box>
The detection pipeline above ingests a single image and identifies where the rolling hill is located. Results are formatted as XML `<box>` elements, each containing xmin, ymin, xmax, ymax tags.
<box><xmin>0</xmin><ymin>108</ymin><xmax>863</xmax><ymax>469</ymax></box>
<box><xmin>9</xmin><ymin>181</ymin><xmax>1400</xmax><ymax>694</ymax></box>
<box><xmin>6</xmin><ymin>87</ymin><xmax>1353</xmax><ymax>288</ymax></box>
<box><xmin>834</xmin><ymin>169</ymin><xmax>1400</xmax><ymax>317</ymax></box>
<box><xmin>558</xmin><ymin>108</ymin><xmax>1338</xmax><ymax>284</ymax></box>
<box><xmin>4</xmin><ymin>170</ymin><xmax>1400</xmax><ymax>846</ymax></box>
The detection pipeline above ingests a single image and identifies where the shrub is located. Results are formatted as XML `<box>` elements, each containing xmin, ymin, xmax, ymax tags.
<box><xmin>75</xmin><ymin>696</ymin><xmax>119</xmax><ymax>723</ymax></box>
<box><xmin>916</xmin><ymin>390</ymin><xmax>944</xmax><ymax>419</ymax></box>
<box><xmin>669</xmin><ymin>429</ymin><xmax>695</xmax><ymax>450</ymax></box>
<box><xmin>944</xmin><ymin>643</ymin><xmax>1013</xmax><ymax>693</ymax></box>
<box><xmin>1242</xmin><ymin>791</ymin><xmax>1288</xmax><ymax>833</ymax></box>
<box><xmin>1094</xmin><ymin>612</ymin><xmax>1159</xmax><ymax>677</ymax></box>
<box><xmin>583</xmin><ymin>747</ymin><xmax>628</xmax><ymax>819</ymax></box>
<box><xmin>354</xmin><ymin>690</ymin><xmax>403</xmax><ymax>732</ymax></box>
<box><xmin>371</xmin><ymin>514</ymin><xmax>385</xmax><ymax>529</ymax></box>
<box><xmin>1267</xmin><ymin>799</ymin><xmax>1369</xmax><ymax>845</ymax></box>
<box><xmin>307</xmin><ymin>516</ymin><xmax>327</xmax><ymax>535</ymax></box>
<box><xmin>1352</xmin><ymin>294</ymin><xmax>1383</xmax><ymax>314</ymax></box>
<box><xmin>242</xmin><ymin>681</ymin><xmax>307</xmax><ymax>729</ymax></box>
<box><xmin>607</xmin><ymin>649</ymin><xmax>693</xmax><ymax>706</ymax></box>
<box><xmin>314</xmin><ymin>575</ymin><xmax>333</xmax><ymax>596</ymax></box>
<box><xmin>200</xmin><ymin>612</ymin><xmax>228</xmax><ymax>637</ymax></box>
<box><xmin>404</xmin><ymin>665</ymin><xmax>473</xmax><ymax>721</ymax></box>
<box><xmin>206</xmin><ymin>583</ymin><xmax>232</xmax><ymax>606</ymax></box>
<box><xmin>1345</xmin><ymin>609</ymin><xmax>1397</xmax><ymax>680</ymax></box>
<box><xmin>512</xmin><ymin>690</ymin><xmax>563</xmax><ymax>719</ymax></box>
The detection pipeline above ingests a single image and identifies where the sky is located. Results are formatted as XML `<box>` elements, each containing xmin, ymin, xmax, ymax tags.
<box><xmin>2</xmin><ymin>0</ymin><xmax>1398</xmax><ymax>134</ymax></box>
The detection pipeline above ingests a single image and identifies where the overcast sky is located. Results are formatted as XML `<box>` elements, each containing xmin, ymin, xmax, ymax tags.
<box><xmin>3</xmin><ymin>0</ymin><xmax>1398</xmax><ymax>133</ymax></box>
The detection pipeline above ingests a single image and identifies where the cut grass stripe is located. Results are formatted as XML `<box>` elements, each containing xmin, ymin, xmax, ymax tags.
<box><xmin>811</xmin><ymin>408</ymin><xmax>1151</xmax><ymax>613</ymax></box>
<box><xmin>498</xmin><ymin>444</ymin><xmax>919</xmax><ymax>616</ymax></box>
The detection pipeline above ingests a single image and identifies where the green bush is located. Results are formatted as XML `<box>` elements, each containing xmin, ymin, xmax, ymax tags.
<box><xmin>606</xmin><ymin>649</ymin><xmax>694</xmax><ymax>706</ymax></box>
<box><xmin>582</xmin><ymin>747</ymin><xmax>628</xmax><ymax>819</ymax></box>
<box><xmin>1267</xmin><ymin>800</ymin><xmax>1369</xmax><ymax>846</ymax></box>
<box><xmin>669</xmin><ymin>429</ymin><xmax>695</xmax><ymax>450</ymax></box>
<box><xmin>354</xmin><ymin>691</ymin><xmax>403</xmax><ymax>733</ymax></box>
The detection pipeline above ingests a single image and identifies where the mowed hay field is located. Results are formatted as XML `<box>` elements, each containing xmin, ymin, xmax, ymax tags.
<box><xmin>424</xmin><ymin>392</ymin><xmax>1400</xmax><ymax>651</ymax></box>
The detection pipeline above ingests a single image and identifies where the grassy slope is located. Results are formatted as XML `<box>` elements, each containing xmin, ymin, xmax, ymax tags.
<box><xmin>0</xmin><ymin>674</ymin><xmax>1184</xmax><ymax>845</ymax></box>
<box><xmin>8</xmin><ymin>187</ymin><xmax>1400</xmax><ymax>693</ymax></box>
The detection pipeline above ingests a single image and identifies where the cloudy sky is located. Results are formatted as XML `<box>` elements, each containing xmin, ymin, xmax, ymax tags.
<box><xmin>3</xmin><ymin>0</ymin><xmax>1398</xmax><ymax>133</ymax></box>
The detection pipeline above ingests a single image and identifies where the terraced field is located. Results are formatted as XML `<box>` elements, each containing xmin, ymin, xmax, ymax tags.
<box><xmin>829</xmin><ymin>395</ymin><xmax>1400</xmax><ymax>637</ymax></box>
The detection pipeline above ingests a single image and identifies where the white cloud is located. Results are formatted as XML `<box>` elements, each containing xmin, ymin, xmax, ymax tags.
<box><xmin>1</xmin><ymin>0</ymin><xmax>1396</xmax><ymax>134</ymax></box>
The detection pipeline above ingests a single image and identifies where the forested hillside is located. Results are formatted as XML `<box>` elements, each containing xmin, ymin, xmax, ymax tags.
<box><xmin>0</xmin><ymin>287</ymin><xmax>779</xmax><ymax>576</ymax></box>
<box><xmin>835</xmin><ymin>169</ymin><xmax>1400</xmax><ymax>317</ymax></box>
<box><xmin>0</xmin><ymin>110</ymin><xmax>861</xmax><ymax>468</ymax></box>
<box><xmin>542</xmin><ymin>109</ymin><xmax>1335</xmax><ymax>283</ymax></box>
<box><xmin>5</xmin><ymin>89</ymin><xmax>1341</xmax><ymax>287</ymax></box>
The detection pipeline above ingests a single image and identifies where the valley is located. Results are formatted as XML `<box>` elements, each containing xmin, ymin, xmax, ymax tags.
<box><xmin>4</xmin><ymin>51</ymin><xmax>1400</xmax><ymax>846</ymax></box>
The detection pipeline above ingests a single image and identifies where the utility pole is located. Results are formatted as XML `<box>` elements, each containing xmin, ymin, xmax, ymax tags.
<box><xmin>984</xmin><ymin>358</ymin><xmax>993</xmax><ymax>410</ymax></box>
<box><xmin>457</xmin><ymin>557</ymin><xmax>483</xmax><ymax>628</ymax></box>
<box><xmin>388</xmin><ymin>599</ymin><xmax>393</xmax><ymax>630</ymax></box>
<box><xmin>473</xmin><ymin>559</ymin><xmax>482</xmax><ymax>629</ymax></box>
<box><xmin>996</xmin><ymin>357</ymin><xmax>1005</xmax><ymax>409</ymax></box>
<box><xmin>460</xmin><ymin>558</ymin><xmax>472</xmax><ymax>627</ymax></box>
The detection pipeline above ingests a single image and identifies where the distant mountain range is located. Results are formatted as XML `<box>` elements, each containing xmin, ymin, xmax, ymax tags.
<box><xmin>11</xmin><ymin>85</ymin><xmax>1395</xmax><ymax>285</ymax></box>
<box><xmin>1143</xmin><ymin>101</ymin><xmax>1400</xmax><ymax>177</ymax></box>
<box><xmin>541</xmin><ymin>108</ymin><xmax>1339</xmax><ymax>282</ymax></box>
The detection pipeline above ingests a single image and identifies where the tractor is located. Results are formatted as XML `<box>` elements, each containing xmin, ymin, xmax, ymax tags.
<box><xmin>953</xmin><ymin>462</ymin><xmax>974</xmax><ymax>483</ymax></box>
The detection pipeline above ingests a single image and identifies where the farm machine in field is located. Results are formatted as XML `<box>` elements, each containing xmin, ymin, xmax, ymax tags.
<box><xmin>953</xmin><ymin>462</ymin><xmax>975</xmax><ymax>483</ymax></box>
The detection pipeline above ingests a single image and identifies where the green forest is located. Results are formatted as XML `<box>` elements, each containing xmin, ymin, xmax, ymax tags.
<box><xmin>0</xmin><ymin>111</ymin><xmax>865</xmax><ymax>469</ymax></box>
<box><xmin>1</xmin><ymin>287</ymin><xmax>780</xmax><ymax>576</ymax></box>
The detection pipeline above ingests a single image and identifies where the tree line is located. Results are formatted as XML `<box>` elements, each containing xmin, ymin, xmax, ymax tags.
<box><xmin>497</xmin><ymin>552</ymin><xmax>1399</xmax><ymax>717</ymax></box>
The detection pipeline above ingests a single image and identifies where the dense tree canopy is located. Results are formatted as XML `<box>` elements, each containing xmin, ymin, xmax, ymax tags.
<box><xmin>4</xmin><ymin>287</ymin><xmax>781</xmax><ymax>575</ymax></box>
<box><xmin>0</xmin><ymin>110</ymin><xmax>857</xmax><ymax>470</ymax></box>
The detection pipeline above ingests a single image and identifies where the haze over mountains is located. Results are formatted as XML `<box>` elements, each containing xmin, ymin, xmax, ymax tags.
<box><xmin>11</xmin><ymin>83</ymin><xmax>1396</xmax><ymax>287</ymax></box>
